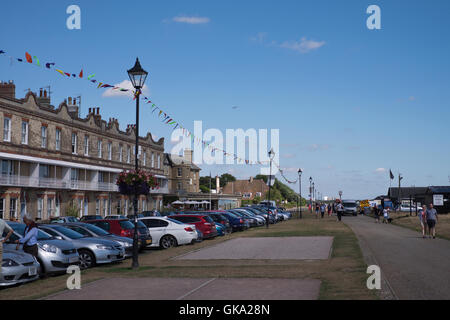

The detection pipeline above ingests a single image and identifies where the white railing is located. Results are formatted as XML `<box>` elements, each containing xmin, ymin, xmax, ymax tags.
<box><xmin>0</xmin><ymin>174</ymin><xmax>118</xmax><ymax>192</ymax></box>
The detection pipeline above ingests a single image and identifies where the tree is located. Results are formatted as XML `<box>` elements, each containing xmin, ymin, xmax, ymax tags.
<box><xmin>200</xmin><ymin>185</ymin><xmax>210</xmax><ymax>194</ymax></box>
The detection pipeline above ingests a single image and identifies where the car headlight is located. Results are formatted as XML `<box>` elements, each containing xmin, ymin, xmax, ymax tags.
<box><xmin>38</xmin><ymin>243</ymin><xmax>58</xmax><ymax>253</ymax></box>
<box><xmin>96</xmin><ymin>245</ymin><xmax>114</xmax><ymax>250</ymax></box>
<box><xmin>122</xmin><ymin>242</ymin><xmax>132</xmax><ymax>247</ymax></box>
<box><xmin>2</xmin><ymin>259</ymin><xmax>19</xmax><ymax>267</ymax></box>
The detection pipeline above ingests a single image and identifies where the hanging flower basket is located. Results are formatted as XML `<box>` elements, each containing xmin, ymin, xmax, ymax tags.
<box><xmin>116</xmin><ymin>170</ymin><xmax>158</xmax><ymax>195</ymax></box>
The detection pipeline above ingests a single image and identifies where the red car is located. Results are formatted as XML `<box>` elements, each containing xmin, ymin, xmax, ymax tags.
<box><xmin>84</xmin><ymin>219</ymin><xmax>152</xmax><ymax>250</ymax></box>
<box><xmin>168</xmin><ymin>214</ymin><xmax>218</xmax><ymax>239</ymax></box>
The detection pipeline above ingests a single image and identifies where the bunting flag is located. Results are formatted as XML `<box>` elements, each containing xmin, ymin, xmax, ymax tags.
<box><xmin>0</xmin><ymin>47</ymin><xmax>295</xmax><ymax>175</ymax></box>
<box><xmin>25</xmin><ymin>52</ymin><xmax>33</xmax><ymax>63</ymax></box>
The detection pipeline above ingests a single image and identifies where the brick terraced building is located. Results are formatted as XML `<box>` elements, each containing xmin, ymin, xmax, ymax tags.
<box><xmin>0</xmin><ymin>81</ymin><xmax>169</xmax><ymax>221</ymax></box>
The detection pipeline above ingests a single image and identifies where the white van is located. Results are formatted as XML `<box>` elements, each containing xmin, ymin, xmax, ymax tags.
<box><xmin>342</xmin><ymin>200</ymin><xmax>358</xmax><ymax>216</ymax></box>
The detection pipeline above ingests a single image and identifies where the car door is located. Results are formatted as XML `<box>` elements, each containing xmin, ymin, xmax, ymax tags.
<box><xmin>141</xmin><ymin>218</ymin><xmax>165</xmax><ymax>245</ymax></box>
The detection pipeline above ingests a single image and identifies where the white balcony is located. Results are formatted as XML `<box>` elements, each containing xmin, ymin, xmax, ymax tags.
<box><xmin>0</xmin><ymin>174</ymin><xmax>118</xmax><ymax>192</ymax></box>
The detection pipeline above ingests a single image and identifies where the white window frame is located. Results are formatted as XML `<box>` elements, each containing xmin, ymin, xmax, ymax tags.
<box><xmin>95</xmin><ymin>199</ymin><xmax>100</xmax><ymax>215</ymax></box>
<box><xmin>72</xmin><ymin>133</ymin><xmax>78</xmax><ymax>154</ymax></box>
<box><xmin>84</xmin><ymin>136</ymin><xmax>89</xmax><ymax>156</ymax></box>
<box><xmin>3</xmin><ymin>117</ymin><xmax>11</xmax><ymax>142</ymax></box>
<box><xmin>107</xmin><ymin>142</ymin><xmax>112</xmax><ymax>160</ymax></box>
<box><xmin>151</xmin><ymin>152</ymin><xmax>155</xmax><ymax>167</ymax></box>
<box><xmin>55</xmin><ymin>129</ymin><xmax>61</xmax><ymax>151</ymax></box>
<box><xmin>177</xmin><ymin>168</ymin><xmax>182</xmax><ymax>177</ymax></box>
<box><xmin>21</xmin><ymin>121</ymin><xmax>28</xmax><ymax>145</ymax></box>
<box><xmin>41</xmin><ymin>126</ymin><xmax>47</xmax><ymax>148</ymax></box>
<box><xmin>127</xmin><ymin>146</ymin><xmax>131</xmax><ymax>164</ymax></box>
<box><xmin>98</xmin><ymin>140</ymin><xmax>103</xmax><ymax>158</ymax></box>
<box><xmin>103</xmin><ymin>199</ymin><xmax>108</xmax><ymax>217</ymax></box>
<box><xmin>47</xmin><ymin>198</ymin><xmax>53</xmax><ymax>217</ymax></box>
<box><xmin>157</xmin><ymin>154</ymin><xmax>161</xmax><ymax>169</ymax></box>
<box><xmin>0</xmin><ymin>198</ymin><xmax>5</xmax><ymax>219</ymax></box>
<box><xmin>143</xmin><ymin>150</ymin><xmax>146</xmax><ymax>166</ymax></box>
<box><xmin>37</xmin><ymin>198</ymin><xmax>43</xmax><ymax>219</ymax></box>
<box><xmin>119</xmin><ymin>145</ymin><xmax>123</xmax><ymax>162</ymax></box>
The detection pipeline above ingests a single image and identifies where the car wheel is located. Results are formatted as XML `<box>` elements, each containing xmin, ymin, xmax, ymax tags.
<box><xmin>78</xmin><ymin>250</ymin><xmax>96</xmax><ymax>269</ymax></box>
<box><xmin>160</xmin><ymin>235</ymin><xmax>177</xmax><ymax>249</ymax></box>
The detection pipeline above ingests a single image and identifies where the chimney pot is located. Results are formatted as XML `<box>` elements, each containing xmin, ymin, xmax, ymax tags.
<box><xmin>88</xmin><ymin>108</ymin><xmax>91</xmax><ymax>113</ymax></box>
<box><xmin>44</xmin><ymin>90</ymin><xmax>47</xmax><ymax>98</ymax></box>
<box><xmin>39</xmin><ymin>89</ymin><xmax>43</xmax><ymax>97</ymax></box>
<box><xmin>96</xmin><ymin>107</ymin><xmax>99</xmax><ymax>115</ymax></box>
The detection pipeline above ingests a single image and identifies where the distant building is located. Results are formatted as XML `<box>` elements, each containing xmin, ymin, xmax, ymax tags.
<box><xmin>222</xmin><ymin>177</ymin><xmax>269</xmax><ymax>201</ymax></box>
<box><xmin>164</xmin><ymin>149</ymin><xmax>200</xmax><ymax>195</ymax></box>
<box><xmin>387</xmin><ymin>186</ymin><xmax>450</xmax><ymax>213</ymax></box>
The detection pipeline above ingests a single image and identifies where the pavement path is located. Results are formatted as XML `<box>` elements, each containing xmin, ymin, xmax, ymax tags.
<box><xmin>45</xmin><ymin>278</ymin><xmax>321</xmax><ymax>300</ymax></box>
<box><xmin>344</xmin><ymin>215</ymin><xmax>450</xmax><ymax>300</ymax></box>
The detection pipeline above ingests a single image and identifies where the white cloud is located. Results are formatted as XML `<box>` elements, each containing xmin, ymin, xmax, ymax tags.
<box><xmin>282</xmin><ymin>153</ymin><xmax>296</xmax><ymax>159</ymax></box>
<box><xmin>102</xmin><ymin>80</ymin><xmax>149</xmax><ymax>98</ymax></box>
<box><xmin>375</xmin><ymin>168</ymin><xmax>387</xmax><ymax>173</ymax></box>
<box><xmin>279</xmin><ymin>37</ymin><xmax>326</xmax><ymax>53</ymax></box>
<box><xmin>172</xmin><ymin>16</ymin><xmax>210</xmax><ymax>24</ymax></box>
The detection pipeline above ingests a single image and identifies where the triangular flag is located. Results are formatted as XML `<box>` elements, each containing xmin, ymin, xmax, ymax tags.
<box><xmin>25</xmin><ymin>52</ymin><xmax>33</xmax><ymax>63</ymax></box>
<box><xmin>79</xmin><ymin>69</ymin><xmax>83</xmax><ymax>78</ymax></box>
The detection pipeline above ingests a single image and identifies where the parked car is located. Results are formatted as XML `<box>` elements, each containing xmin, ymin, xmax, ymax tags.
<box><xmin>220</xmin><ymin>211</ymin><xmax>248</xmax><ymax>231</ymax></box>
<box><xmin>277</xmin><ymin>207</ymin><xmax>292</xmax><ymax>219</ymax></box>
<box><xmin>138</xmin><ymin>217</ymin><xmax>198</xmax><ymax>249</ymax></box>
<box><xmin>234</xmin><ymin>208</ymin><xmax>265</xmax><ymax>226</ymax></box>
<box><xmin>127</xmin><ymin>214</ymin><xmax>144</xmax><ymax>220</ymax></box>
<box><xmin>214</xmin><ymin>223</ymin><xmax>226</xmax><ymax>236</ymax></box>
<box><xmin>240</xmin><ymin>207</ymin><xmax>270</xmax><ymax>225</ymax></box>
<box><xmin>254</xmin><ymin>206</ymin><xmax>277</xmax><ymax>224</ymax></box>
<box><xmin>79</xmin><ymin>215</ymin><xmax>103</xmax><ymax>222</ymax></box>
<box><xmin>1</xmin><ymin>250</ymin><xmax>40</xmax><ymax>287</ymax></box>
<box><xmin>61</xmin><ymin>223</ymin><xmax>134</xmax><ymax>258</ymax></box>
<box><xmin>227</xmin><ymin>210</ymin><xmax>253</xmax><ymax>228</ymax></box>
<box><xmin>38</xmin><ymin>224</ymin><xmax>125</xmax><ymax>269</ymax></box>
<box><xmin>203</xmin><ymin>212</ymin><xmax>232</xmax><ymax>233</ymax></box>
<box><xmin>50</xmin><ymin>216</ymin><xmax>80</xmax><ymax>224</ymax></box>
<box><xmin>3</xmin><ymin>222</ymin><xmax>80</xmax><ymax>275</ymax></box>
<box><xmin>168</xmin><ymin>214</ymin><xmax>218</xmax><ymax>239</ymax></box>
<box><xmin>84</xmin><ymin>219</ymin><xmax>152</xmax><ymax>251</ymax></box>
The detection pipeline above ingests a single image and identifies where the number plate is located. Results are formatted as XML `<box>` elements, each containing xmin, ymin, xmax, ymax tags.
<box><xmin>68</xmin><ymin>256</ymin><xmax>79</xmax><ymax>263</ymax></box>
<box><xmin>145</xmin><ymin>239</ymin><xmax>152</xmax><ymax>244</ymax></box>
<box><xmin>28</xmin><ymin>267</ymin><xmax>37</xmax><ymax>276</ymax></box>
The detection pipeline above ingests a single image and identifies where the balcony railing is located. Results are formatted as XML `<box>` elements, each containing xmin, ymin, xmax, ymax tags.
<box><xmin>0</xmin><ymin>174</ymin><xmax>169</xmax><ymax>194</ymax></box>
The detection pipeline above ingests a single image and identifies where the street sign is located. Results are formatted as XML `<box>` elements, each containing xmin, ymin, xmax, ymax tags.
<box><xmin>433</xmin><ymin>195</ymin><xmax>444</xmax><ymax>206</ymax></box>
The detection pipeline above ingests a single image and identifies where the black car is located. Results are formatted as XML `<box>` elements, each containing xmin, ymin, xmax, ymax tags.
<box><xmin>131</xmin><ymin>220</ymin><xmax>152</xmax><ymax>250</ymax></box>
<box><xmin>203</xmin><ymin>213</ymin><xmax>232</xmax><ymax>234</ymax></box>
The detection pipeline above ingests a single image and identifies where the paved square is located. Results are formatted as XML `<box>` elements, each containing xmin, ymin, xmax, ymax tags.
<box><xmin>174</xmin><ymin>237</ymin><xmax>333</xmax><ymax>260</ymax></box>
<box><xmin>45</xmin><ymin>278</ymin><xmax>321</xmax><ymax>300</ymax></box>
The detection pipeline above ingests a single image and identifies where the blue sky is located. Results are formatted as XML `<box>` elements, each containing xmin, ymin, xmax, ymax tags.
<box><xmin>1</xmin><ymin>0</ymin><xmax>449</xmax><ymax>199</ymax></box>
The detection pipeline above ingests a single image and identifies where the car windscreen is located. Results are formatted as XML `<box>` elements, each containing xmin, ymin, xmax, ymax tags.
<box><xmin>224</xmin><ymin>212</ymin><xmax>238</xmax><ymax>219</ymax></box>
<box><xmin>119</xmin><ymin>220</ymin><xmax>135</xmax><ymax>230</ymax></box>
<box><xmin>49</xmin><ymin>226</ymin><xmax>85</xmax><ymax>239</ymax></box>
<box><xmin>82</xmin><ymin>223</ymin><xmax>110</xmax><ymax>236</ymax></box>
<box><xmin>9</xmin><ymin>223</ymin><xmax>53</xmax><ymax>240</ymax></box>
<box><xmin>343</xmin><ymin>203</ymin><xmax>357</xmax><ymax>207</ymax></box>
<box><xmin>202</xmin><ymin>216</ymin><xmax>215</xmax><ymax>224</ymax></box>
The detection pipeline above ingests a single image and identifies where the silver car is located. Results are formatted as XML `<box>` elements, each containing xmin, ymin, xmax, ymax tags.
<box><xmin>1</xmin><ymin>249</ymin><xmax>40</xmax><ymax>287</ymax></box>
<box><xmin>61</xmin><ymin>223</ymin><xmax>134</xmax><ymax>258</ymax></box>
<box><xmin>38</xmin><ymin>224</ymin><xmax>125</xmax><ymax>269</ymax></box>
<box><xmin>3</xmin><ymin>222</ymin><xmax>80</xmax><ymax>275</ymax></box>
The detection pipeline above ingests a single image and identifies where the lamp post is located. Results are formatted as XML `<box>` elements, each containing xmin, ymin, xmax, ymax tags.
<box><xmin>309</xmin><ymin>177</ymin><xmax>312</xmax><ymax>212</ymax></box>
<box><xmin>339</xmin><ymin>190</ymin><xmax>343</xmax><ymax>201</ymax></box>
<box><xmin>127</xmin><ymin>57</ymin><xmax>148</xmax><ymax>269</ymax></box>
<box><xmin>298</xmin><ymin>169</ymin><xmax>302</xmax><ymax>219</ymax></box>
<box><xmin>266</xmin><ymin>148</ymin><xmax>275</xmax><ymax>229</ymax></box>
<box><xmin>312</xmin><ymin>182</ymin><xmax>315</xmax><ymax>204</ymax></box>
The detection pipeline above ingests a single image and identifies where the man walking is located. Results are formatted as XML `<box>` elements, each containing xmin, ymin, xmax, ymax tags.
<box><xmin>320</xmin><ymin>203</ymin><xmax>326</xmax><ymax>219</ymax></box>
<box><xmin>336</xmin><ymin>201</ymin><xmax>344</xmax><ymax>222</ymax></box>
<box><xmin>426</xmin><ymin>204</ymin><xmax>438</xmax><ymax>239</ymax></box>
<box><xmin>1</xmin><ymin>217</ymin><xmax>15</xmax><ymax>274</ymax></box>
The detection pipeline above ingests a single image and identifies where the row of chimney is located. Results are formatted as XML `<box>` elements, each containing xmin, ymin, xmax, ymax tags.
<box><xmin>89</xmin><ymin>107</ymin><xmax>100</xmax><ymax>115</ymax></box>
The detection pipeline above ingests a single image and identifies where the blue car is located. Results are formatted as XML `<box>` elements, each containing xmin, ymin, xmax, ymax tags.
<box><xmin>215</xmin><ymin>223</ymin><xmax>225</xmax><ymax>236</ymax></box>
<box><xmin>221</xmin><ymin>212</ymin><xmax>247</xmax><ymax>232</ymax></box>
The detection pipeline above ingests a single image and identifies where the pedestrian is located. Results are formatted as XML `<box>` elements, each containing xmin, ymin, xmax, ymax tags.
<box><xmin>1</xmin><ymin>217</ymin><xmax>15</xmax><ymax>274</ymax></box>
<box><xmin>382</xmin><ymin>208</ymin><xmax>390</xmax><ymax>224</ymax></box>
<box><xmin>418</xmin><ymin>205</ymin><xmax>427</xmax><ymax>238</ymax></box>
<box><xmin>336</xmin><ymin>201</ymin><xmax>344</xmax><ymax>222</ymax></box>
<box><xmin>315</xmin><ymin>203</ymin><xmax>320</xmax><ymax>218</ymax></box>
<box><xmin>320</xmin><ymin>203</ymin><xmax>326</xmax><ymax>219</ymax></box>
<box><xmin>15</xmin><ymin>214</ymin><xmax>39</xmax><ymax>258</ymax></box>
<box><xmin>425</xmin><ymin>204</ymin><xmax>439</xmax><ymax>239</ymax></box>
<box><xmin>327</xmin><ymin>204</ymin><xmax>332</xmax><ymax>216</ymax></box>
<box><xmin>373</xmin><ymin>205</ymin><xmax>380</xmax><ymax>223</ymax></box>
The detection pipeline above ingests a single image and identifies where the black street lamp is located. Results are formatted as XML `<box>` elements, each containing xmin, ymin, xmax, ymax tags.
<box><xmin>339</xmin><ymin>190</ymin><xmax>343</xmax><ymax>201</ymax></box>
<box><xmin>312</xmin><ymin>182</ymin><xmax>315</xmax><ymax>204</ymax></box>
<box><xmin>127</xmin><ymin>57</ymin><xmax>148</xmax><ymax>269</ymax></box>
<box><xmin>309</xmin><ymin>177</ymin><xmax>312</xmax><ymax>212</ymax></box>
<box><xmin>266</xmin><ymin>148</ymin><xmax>275</xmax><ymax>229</ymax></box>
<box><xmin>298</xmin><ymin>168</ymin><xmax>302</xmax><ymax>219</ymax></box>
